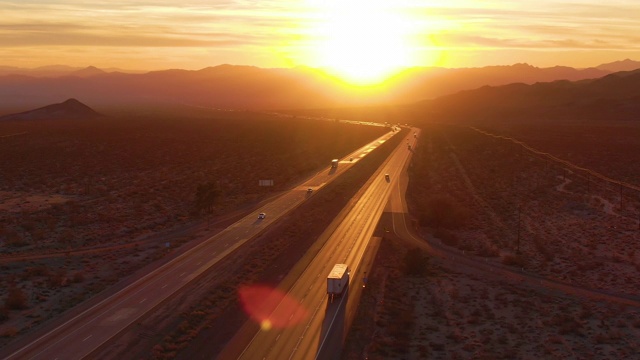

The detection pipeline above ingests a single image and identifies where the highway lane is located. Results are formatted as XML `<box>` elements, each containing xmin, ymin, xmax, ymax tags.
<box><xmin>0</xmin><ymin>131</ymin><xmax>397</xmax><ymax>360</ymax></box>
<box><xmin>226</xmin><ymin>128</ymin><xmax>419</xmax><ymax>360</ymax></box>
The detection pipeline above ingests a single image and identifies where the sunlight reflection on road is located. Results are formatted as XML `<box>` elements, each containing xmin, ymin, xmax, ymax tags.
<box><xmin>238</xmin><ymin>285</ymin><xmax>309</xmax><ymax>330</ymax></box>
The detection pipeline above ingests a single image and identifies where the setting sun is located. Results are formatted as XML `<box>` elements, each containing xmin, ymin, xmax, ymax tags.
<box><xmin>305</xmin><ymin>0</ymin><xmax>419</xmax><ymax>84</ymax></box>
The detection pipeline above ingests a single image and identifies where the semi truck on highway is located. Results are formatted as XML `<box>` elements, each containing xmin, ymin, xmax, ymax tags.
<box><xmin>331</xmin><ymin>159</ymin><xmax>339</xmax><ymax>168</ymax></box>
<box><xmin>327</xmin><ymin>263</ymin><xmax>349</xmax><ymax>301</ymax></box>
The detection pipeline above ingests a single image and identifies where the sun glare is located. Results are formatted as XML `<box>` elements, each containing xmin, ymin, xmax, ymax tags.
<box><xmin>306</xmin><ymin>0</ymin><xmax>418</xmax><ymax>85</ymax></box>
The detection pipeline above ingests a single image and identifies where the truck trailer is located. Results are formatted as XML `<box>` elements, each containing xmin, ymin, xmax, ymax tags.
<box><xmin>331</xmin><ymin>159</ymin><xmax>339</xmax><ymax>168</ymax></box>
<box><xmin>327</xmin><ymin>263</ymin><xmax>349</xmax><ymax>301</ymax></box>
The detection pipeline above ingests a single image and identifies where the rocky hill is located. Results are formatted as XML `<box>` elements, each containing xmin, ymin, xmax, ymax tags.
<box><xmin>0</xmin><ymin>98</ymin><xmax>101</xmax><ymax>121</ymax></box>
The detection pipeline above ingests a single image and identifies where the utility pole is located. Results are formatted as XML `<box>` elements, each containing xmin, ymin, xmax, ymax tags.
<box><xmin>516</xmin><ymin>204</ymin><xmax>521</xmax><ymax>254</ymax></box>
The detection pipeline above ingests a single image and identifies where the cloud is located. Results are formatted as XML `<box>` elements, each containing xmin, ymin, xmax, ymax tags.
<box><xmin>0</xmin><ymin>0</ymin><xmax>307</xmax><ymax>52</ymax></box>
<box><xmin>2</xmin><ymin>0</ymin><xmax>640</xmax><ymax>69</ymax></box>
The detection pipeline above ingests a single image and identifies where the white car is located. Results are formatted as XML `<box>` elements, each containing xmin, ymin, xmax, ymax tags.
<box><xmin>258</xmin><ymin>212</ymin><xmax>266</xmax><ymax>219</ymax></box>
<box><xmin>307</xmin><ymin>188</ymin><xmax>313</xmax><ymax>193</ymax></box>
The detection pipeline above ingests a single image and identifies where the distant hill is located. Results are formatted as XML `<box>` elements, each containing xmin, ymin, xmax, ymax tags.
<box><xmin>596</xmin><ymin>59</ymin><xmax>640</xmax><ymax>72</ymax></box>
<box><xmin>0</xmin><ymin>65</ymin><xmax>141</xmax><ymax>77</ymax></box>
<box><xmin>411</xmin><ymin>68</ymin><xmax>640</xmax><ymax>123</ymax></box>
<box><xmin>0</xmin><ymin>98</ymin><xmax>101</xmax><ymax>121</ymax></box>
<box><xmin>386</xmin><ymin>63</ymin><xmax>609</xmax><ymax>101</ymax></box>
<box><xmin>69</xmin><ymin>66</ymin><xmax>107</xmax><ymax>78</ymax></box>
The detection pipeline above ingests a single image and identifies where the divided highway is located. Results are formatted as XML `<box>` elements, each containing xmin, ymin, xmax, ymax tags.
<box><xmin>1</xmin><ymin>130</ymin><xmax>398</xmax><ymax>360</ymax></box>
<box><xmin>220</xmin><ymin>129</ymin><xmax>420</xmax><ymax>360</ymax></box>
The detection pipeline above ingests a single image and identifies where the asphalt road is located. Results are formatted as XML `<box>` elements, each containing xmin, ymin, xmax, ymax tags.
<box><xmin>219</xmin><ymin>129</ymin><xmax>420</xmax><ymax>360</ymax></box>
<box><xmin>0</xmin><ymin>130</ymin><xmax>398</xmax><ymax>360</ymax></box>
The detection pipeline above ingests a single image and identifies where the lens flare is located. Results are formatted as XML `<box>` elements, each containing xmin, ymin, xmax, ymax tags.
<box><xmin>238</xmin><ymin>284</ymin><xmax>309</xmax><ymax>330</ymax></box>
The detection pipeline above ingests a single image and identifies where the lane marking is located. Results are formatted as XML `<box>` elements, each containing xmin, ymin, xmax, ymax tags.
<box><xmin>83</xmin><ymin>335</ymin><xmax>92</xmax><ymax>342</ymax></box>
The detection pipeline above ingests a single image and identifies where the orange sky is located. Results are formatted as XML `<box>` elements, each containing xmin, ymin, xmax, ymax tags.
<box><xmin>2</xmin><ymin>1</ymin><xmax>640</xmax><ymax>83</ymax></box>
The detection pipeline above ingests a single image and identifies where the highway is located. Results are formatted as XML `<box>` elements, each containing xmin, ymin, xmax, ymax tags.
<box><xmin>0</xmin><ymin>130</ymin><xmax>398</xmax><ymax>360</ymax></box>
<box><xmin>219</xmin><ymin>129</ymin><xmax>420</xmax><ymax>360</ymax></box>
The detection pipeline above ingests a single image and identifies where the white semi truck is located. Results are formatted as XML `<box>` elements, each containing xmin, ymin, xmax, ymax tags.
<box><xmin>327</xmin><ymin>263</ymin><xmax>349</xmax><ymax>301</ymax></box>
<box><xmin>331</xmin><ymin>159</ymin><xmax>339</xmax><ymax>168</ymax></box>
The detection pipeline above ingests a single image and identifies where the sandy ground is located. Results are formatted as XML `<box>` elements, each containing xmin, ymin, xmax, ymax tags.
<box><xmin>343</xmin><ymin>237</ymin><xmax>640</xmax><ymax>359</ymax></box>
<box><xmin>343</xmin><ymin>123</ymin><xmax>640</xmax><ymax>359</ymax></box>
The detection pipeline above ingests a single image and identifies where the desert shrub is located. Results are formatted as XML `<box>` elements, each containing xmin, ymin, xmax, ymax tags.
<box><xmin>403</xmin><ymin>248</ymin><xmax>429</xmax><ymax>276</ymax></box>
<box><xmin>0</xmin><ymin>327</ymin><xmax>18</xmax><ymax>338</ymax></box>
<box><xmin>4</xmin><ymin>230</ymin><xmax>28</xmax><ymax>247</ymax></box>
<box><xmin>72</xmin><ymin>271</ymin><xmax>85</xmax><ymax>283</ymax></box>
<box><xmin>476</xmin><ymin>241</ymin><xmax>500</xmax><ymax>257</ymax></box>
<box><xmin>4</xmin><ymin>286</ymin><xmax>28</xmax><ymax>310</ymax></box>
<box><xmin>418</xmin><ymin>195</ymin><xmax>470</xmax><ymax>229</ymax></box>
<box><xmin>0</xmin><ymin>306</ymin><xmax>8</xmax><ymax>322</ymax></box>
<box><xmin>23</xmin><ymin>266</ymin><xmax>50</xmax><ymax>279</ymax></box>
<box><xmin>502</xmin><ymin>254</ymin><xmax>526</xmax><ymax>268</ymax></box>
<box><xmin>47</xmin><ymin>269</ymin><xmax>67</xmax><ymax>288</ymax></box>
<box><xmin>193</xmin><ymin>181</ymin><xmax>220</xmax><ymax>216</ymax></box>
<box><xmin>533</xmin><ymin>236</ymin><xmax>554</xmax><ymax>261</ymax></box>
<box><xmin>433</xmin><ymin>228</ymin><xmax>459</xmax><ymax>247</ymax></box>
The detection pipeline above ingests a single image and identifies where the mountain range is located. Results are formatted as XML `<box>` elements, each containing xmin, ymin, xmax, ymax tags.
<box><xmin>411</xmin><ymin>68</ymin><xmax>640</xmax><ymax>123</ymax></box>
<box><xmin>1</xmin><ymin>60</ymin><xmax>639</xmax><ymax>112</ymax></box>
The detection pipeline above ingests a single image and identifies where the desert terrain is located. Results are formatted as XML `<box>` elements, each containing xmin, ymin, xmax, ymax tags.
<box><xmin>343</xmin><ymin>120</ymin><xmax>640</xmax><ymax>359</ymax></box>
<box><xmin>3</xmin><ymin>71</ymin><xmax>640</xmax><ymax>360</ymax></box>
<box><xmin>0</xmin><ymin>109</ymin><xmax>388</xmax><ymax>350</ymax></box>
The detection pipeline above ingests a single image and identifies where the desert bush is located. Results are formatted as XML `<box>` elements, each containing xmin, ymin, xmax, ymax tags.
<box><xmin>72</xmin><ymin>271</ymin><xmax>85</xmax><ymax>283</ymax></box>
<box><xmin>4</xmin><ymin>230</ymin><xmax>28</xmax><ymax>247</ymax></box>
<box><xmin>502</xmin><ymin>254</ymin><xmax>526</xmax><ymax>268</ymax></box>
<box><xmin>403</xmin><ymin>248</ymin><xmax>429</xmax><ymax>276</ymax></box>
<box><xmin>418</xmin><ymin>195</ymin><xmax>470</xmax><ymax>229</ymax></box>
<box><xmin>433</xmin><ymin>228</ymin><xmax>459</xmax><ymax>247</ymax></box>
<box><xmin>533</xmin><ymin>236</ymin><xmax>554</xmax><ymax>261</ymax></box>
<box><xmin>0</xmin><ymin>327</ymin><xmax>17</xmax><ymax>338</ymax></box>
<box><xmin>193</xmin><ymin>181</ymin><xmax>221</xmax><ymax>216</ymax></box>
<box><xmin>23</xmin><ymin>266</ymin><xmax>49</xmax><ymax>279</ymax></box>
<box><xmin>4</xmin><ymin>286</ymin><xmax>28</xmax><ymax>310</ymax></box>
<box><xmin>47</xmin><ymin>269</ymin><xmax>67</xmax><ymax>288</ymax></box>
<box><xmin>476</xmin><ymin>241</ymin><xmax>500</xmax><ymax>257</ymax></box>
<box><xmin>0</xmin><ymin>306</ymin><xmax>8</xmax><ymax>322</ymax></box>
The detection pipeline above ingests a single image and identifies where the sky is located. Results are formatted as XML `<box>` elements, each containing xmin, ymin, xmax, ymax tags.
<box><xmin>2</xmin><ymin>0</ymin><xmax>640</xmax><ymax>83</ymax></box>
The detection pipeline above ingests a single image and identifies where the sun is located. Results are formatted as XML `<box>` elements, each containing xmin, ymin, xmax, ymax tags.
<box><xmin>306</xmin><ymin>0</ymin><xmax>417</xmax><ymax>85</ymax></box>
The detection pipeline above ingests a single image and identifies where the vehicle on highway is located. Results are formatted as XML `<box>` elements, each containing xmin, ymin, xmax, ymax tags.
<box><xmin>331</xmin><ymin>159</ymin><xmax>339</xmax><ymax>168</ymax></box>
<box><xmin>307</xmin><ymin>188</ymin><xmax>313</xmax><ymax>193</ymax></box>
<box><xmin>327</xmin><ymin>263</ymin><xmax>349</xmax><ymax>301</ymax></box>
<box><xmin>385</xmin><ymin>173</ymin><xmax>390</xmax><ymax>181</ymax></box>
<box><xmin>258</xmin><ymin>212</ymin><xmax>266</xmax><ymax>219</ymax></box>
